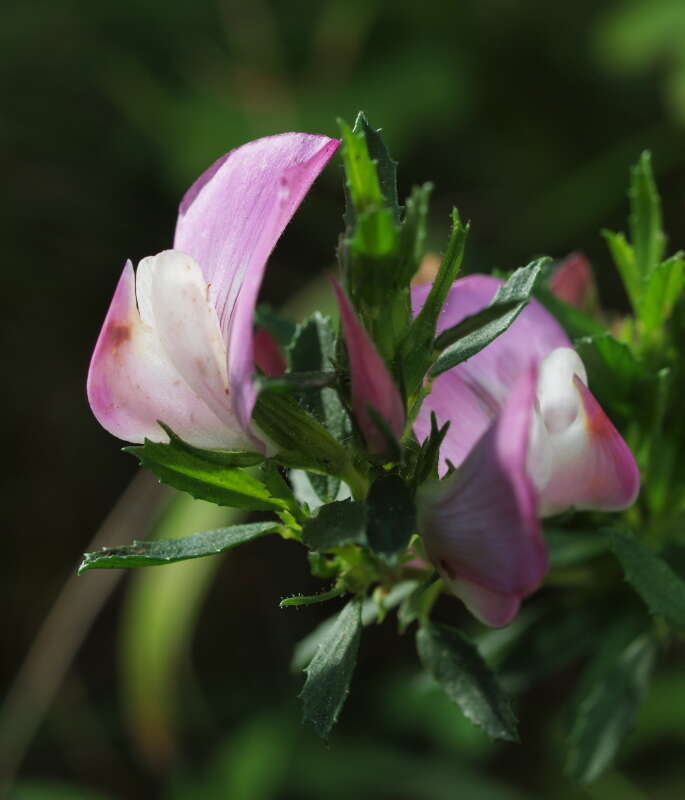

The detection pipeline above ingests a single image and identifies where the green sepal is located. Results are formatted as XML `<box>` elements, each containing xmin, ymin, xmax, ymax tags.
<box><xmin>78</xmin><ymin>521</ymin><xmax>278</xmax><ymax>573</ymax></box>
<box><xmin>300</xmin><ymin>595</ymin><xmax>363</xmax><ymax>740</ymax></box>
<box><xmin>401</xmin><ymin>208</ymin><xmax>468</xmax><ymax>397</ymax></box>
<box><xmin>154</xmin><ymin>422</ymin><xmax>265</xmax><ymax>468</ymax></box>
<box><xmin>280</xmin><ymin>585</ymin><xmax>346</xmax><ymax>608</ymax></box>
<box><xmin>255</xmin><ymin>371</ymin><xmax>337</xmax><ymax>394</ymax></box>
<box><xmin>301</xmin><ymin>499</ymin><xmax>367</xmax><ymax>551</ymax></box>
<box><xmin>429</xmin><ymin>257</ymin><xmax>548</xmax><ymax>378</ymax></box>
<box><xmin>353</xmin><ymin>111</ymin><xmax>400</xmax><ymax>223</ymax></box>
<box><xmin>416</xmin><ymin>621</ymin><xmax>519</xmax><ymax>742</ymax></box>
<box><xmin>365</xmin><ymin>474</ymin><xmax>416</xmax><ymax>564</ymax></box>
<box><xmin>566</xmin><ymin>631</ymin><xmax>656</xmax><ymax>783</ymax></box>
<box><xmin>411</xmin><ymin>412</ymin><xmax>450</xmax><ymax>487</ymax></box>
<box><xmin>125</xmin><ymin>436</ymin><xmax>289</xmax><ymax>512</ymax></box>
<box><xmin>609</xmin><ymin>529</ymin><xmax>685</xmax><ymax>627</ymax></box>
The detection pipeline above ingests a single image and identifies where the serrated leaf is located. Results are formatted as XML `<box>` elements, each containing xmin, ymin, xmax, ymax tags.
<box><xmin>397</xmin><ymin>183</ymin><xmax>432</xmax><ymax>284</ymax></box>
<box><xmin>366</xmin><ymin>474</ymin><xmax>416</xmax><ymax>563</ymax></box>
<box><xmin>416</xmin><ymin>622</ymin><xmax>518</xmax><ymax>742</ymax></box>
<box><xmin>566</xmin><ymin>633</ymin><xmax>656</xmax><ymax>783</ymax></box>
<box><xmin>609</xmin><ymin>529</ymin><xmax>685</xmax><ymax>626</ymax></box>
<box><xmin>156</xmin><ymin>422</ymin><xmax>264</xmax><ymax>468</ymax></box>
<box><xmin>302</xmin><ymin>499</ymin><xmax>367</xmax><ymax>551</ymax></box>
<box><xmin>402</xmin><ymin>208</ymin><xmax>468</xmax><ymax>396</ymax></box>
<box><xmin>629</xmin><ymin>151</ymin><xmax>665</xmax><ymax>280</ymax></box>
<box><xmin>602</xmin><ymin>229</ymin><xmax>640</xmax><ymax>311</ymax></box>
<box><xmin>78</xmin><ymin>521</ymin><xmax>277</xmax><ymax>572</ymax></box>
<box><xmin>126</xmin><ymin>438</ymin><xmax>289</xmax><ymax>512</ymax></box>
<box><xmin>429</xmin><ymin>258</ymin><xmax>547</xmax><ymax>378</ymax></box>
<box><xmin>300</xmin><ymin>596</ymin><xmax>363</xmax><ymax>740</ymax></box>
<box><xmin>353</xmin><ymin>111</ymin><xmax>400</xmax><ymax>222</ymax></box>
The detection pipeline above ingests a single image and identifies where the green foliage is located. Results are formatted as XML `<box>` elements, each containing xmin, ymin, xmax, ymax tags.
<box><xmin>365</xmin><ymin>474</ymin><xmax>416</xmax><ymax>564</ymax></box>
<box><xmin>78</xmin><ymin>521</ymin><xmax>278</xmax><ymax>572</ymax></box>
<box><xmin>416</xmin><ymin>622</ymin><xmax>518</xmax><ymax>742</ymax></box>
<box><xmin>566</xmin><ymin>633</ymin><xmax>656</xmax><ymax>783</ymax></box>
<box><xmin>300</xmin><ymin>596</ymin><xmax>363</xmax><ymax>739</ymax></box>
<box><xmin>610</xmin><ymin>529</ymin><xmax>685</xmax><ymax>626</ymax></box>
<box><xmin>125</xmin><ymin>436</ymin><xmax>291</xmax><ymax>512</ymax></box>
<box><xmin>302</xmin><ymin>500</ymin><xmax>367</xmax><ymax>551</ymax></box>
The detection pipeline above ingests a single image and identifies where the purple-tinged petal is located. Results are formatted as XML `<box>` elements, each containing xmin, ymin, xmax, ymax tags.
<box><xmin>332</xmin><ymin>279</ymin><xmax>405</xmax><ymax>453</ymax></box>
<box><xmin>532</xmin><ymin>348</ymin><xmax>640</xmax><ymax>516</ymax></box>
<box><xmin>87</xmin><ymin>257</ymin><xmax>251</xmax><ymax>449</ymax></box>
<box><xmin>549</xmin><ymin>252</ymin><xmax>599</xmax><ymax>312</ymax></box>
<box><xmin>254</xmin><ymin>327</ymin><xmax>287</xmax><ymax>377</ymax></box>
<box><xmin>417</xmin><ymin>366</ymin><xmax>546</xmax><ymax>627</ymax></box>
<box><xmin>413</xmin><ymin>275</ymin><xmax>570</xmax><ymax>472</ymax></box>
<box><xmin>174</xmin><ymin>133</ymin><xmax>340</xmax><ymax>433</ymax></box>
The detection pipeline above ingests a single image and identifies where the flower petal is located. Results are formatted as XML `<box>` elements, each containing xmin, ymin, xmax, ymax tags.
<box><xmin>174</xmin><ymin>133</ymin><xmax>340</xmax><ymax>433</ymax></box>
<box><xmin>533</xmin><ymin>348</ymin><xmax>640</xmax><ymax>516</ymax></box>
<box><xmin>332</xmin><ymin>279</ymin><xmax>405</xmax><ymax>453</ymax></box>
<box><xmin>254</xmin><ymin>327</ymin><xmax>287</xmax><ymax>377</ymax></box>
<box><xmin>412</xmin><ymin>275</ymin><xmax>570</xmax><ymax>471</ymax></box>
<box><xmin>548</xmin><ymin>252</ymin><xmax>598</xmax><ymax>312</ymax></box>
<box><xmin>417</xmin><ymin>366</ymin><xmax>546</xmax><ymax>627</ymax></box>
<box><xmin>87</xmin><ymin>259</ymin><xmax>250</xmax><ymax>449</ymax></box>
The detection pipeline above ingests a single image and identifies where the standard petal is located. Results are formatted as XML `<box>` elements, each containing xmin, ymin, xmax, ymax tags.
<box><xmin>417</xmin><ymin>366</ymin><xmax>546</xmax><ymax>627</ymax></box>
<box><xmin>333</xmin><ymin>279</ymin><xmax>405</xmax><ymax>453</ymax></box>
<box><xmin>174</xmin><ymin>133</ymin><xmax>340</xmax><ymax>433</ymax></box>
<box><xmin>87</xmin><ymin>260</ymin><xmax>250</xmax><ymax>449</ymax></box>
<box><xmin>533</xmin><ymin>348</ymin><xmax>640</xmax><ymax>516</ymax></box>
<box><xmin>253</xmin><ymin>327</ymin><xmax>287</xmax><ymax>377</ymax></box>
<box><xmin>413</xmin><ymin>275</ymin><xmax>570</xmax><ymax>471</ymax></box>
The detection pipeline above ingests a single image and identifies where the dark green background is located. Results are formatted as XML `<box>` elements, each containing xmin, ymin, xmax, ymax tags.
<box><xmin>4</xmin><ymin>1</ymin><xmax>685</xmax><ymax>797</ymax></box>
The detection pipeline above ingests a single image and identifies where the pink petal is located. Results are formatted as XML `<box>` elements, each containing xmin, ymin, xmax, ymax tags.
<box><xmin>332</xmin><ymin>279</ymin><xmax>405</xmax><ymax>453</ymax></box>
<box><xmin>533</xmin><ymin>349</ymin><xmax>640</xmax><ymax>515</ymax></box>
<box><xmin>254</xmin><ymin>327</ymin><xmax>287</xmax><ymax>377</ymax></box>
<box><xmin>412</xmin><ymin>275</ymin><xmax>570</xmax><ymax>472</ymax></box>
<box><xmin>417</xmin><ymin>366</ymin><xmax>546</xmax><ymax>627</ymax></box>
<box><xmin>548</xmin><ymin>252</ymin><xmax>598</xmax><ymax>312</ymax></box>
<box><xmin>174</xmin><ymin>133</ymin><xmax>340</xmax><ymax>433</ymax></box>
<box><xmin>87</xmin><ymin>258</ymin><xmax>250</xmax><ymax>449</ymax></box>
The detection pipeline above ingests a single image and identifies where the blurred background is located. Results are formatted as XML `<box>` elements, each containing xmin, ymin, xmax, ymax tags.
<box><xmin>4</xmin><ymin>0</ymin><xmax>685</xmax><ymax>797</ymax></box>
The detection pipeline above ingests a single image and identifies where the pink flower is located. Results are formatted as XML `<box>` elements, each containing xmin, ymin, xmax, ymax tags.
<box><xmin>413</xmin><ymin>275</ymin><xmax>640</xmax><ymax>627</ymax></box>
<box><xmin>549</xmin><ymin>252</ymin><xmax>599</xmax><ymax>313</ymax></box>
<box><xmin>332</xmin><ymin>279</ymin><xmax>405</xmax><ymax>454</ymax></box>
<box><xmin>87</xmin><ymin>133</ymin><xmax>339</xmax><ymax>450</ymax></box>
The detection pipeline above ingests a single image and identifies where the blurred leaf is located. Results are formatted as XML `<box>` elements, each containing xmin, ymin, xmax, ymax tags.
<box><xmin>416</xmin><ymin>622</ymin><xmax>518</xmax><ymax>742</ymax></box>
<box><xmin>11</xmin><ymin>782</ymin><xmax>110</xmax><ymax>800</ymax></box>
<box><xmin>574</xmin><ymin>333</ymin><xmax>643</xmax><ymax>415</ymax></box>
<box><xmin>126</xmin><ymin>438</ymin><xmax>286</xmax><ymax>512</ymax></box>
<box><xmin>79</xmin><ymin>521</ymin><xmax>278</xmax><ymax>572</ymax></box>
<box><xmin>610</xmin><ymin>529</ymin><xmax>685</xmax><ymax>626</ymax></box>
<box><xmin>629</xmin><ymin>151</ymin><xmax>665</xmax><ymax>281</ymax></box>
<box><xmin>430</xmin><ymin>258</ymin><xmax>547</xmax><ymax>378</ymax></box>
<box><xmin>535</xmin><ymin>286</ymin><xmax>607</xmax><ymax>339</ymax></box>
<box><xmin>639</xmin><ymin>251</ymin><xmax>685</xmax><ymax>330</ymax></box>
<box><xmin>280</xmin><ymin>585</ymin><xmax>346</xmax><ymax>608</ymax></box>
<box><xmin>300</xmin><ymin>596</ymin><xmax>363</xmax><ymax>739</ymax></box>
<box><xmin>566</xmin><ymin>633</ymin><xmax>656</xmax><ymax>783</ymax></box>
<box><xmin>120</xmin><ymin>496</ymin><xmax>236</xmax><ymax>765</ymax></box>
<box><xmin>254</xmin><ymin>305</ymin><xmax>297</xmax><ymax>349</ymax></box>
<box><xmin>302</xmin><ymin>499</ymin><xmax>367</xmax><ymax>551</ymax></box>
<box><xmin>402</xmin><ymin>208</ymin><xmax>468</xmax><ymax>396</ymax></box>
<box><xmin>365</xmin><ymin>474</ymin><xmax>416</xmax><ymax>564</ymax></box>
<box><xmin>397</xmin><ymin>182</ymin><xmax>432</xmax><ymax>285</ymax></box>
<box><xmin>546</xmin><ymin>528</ymin><xmax>609</xmax><ymax>569</ymax></box>
<box><xmin>602</xmin><ymin>229</ymin><xmax>640</xmax><ymax>310</ymax></box>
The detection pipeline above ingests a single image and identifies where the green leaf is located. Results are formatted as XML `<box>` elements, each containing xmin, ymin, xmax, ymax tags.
<box><xmin>639</xmin><ymin>251</ymin><xmax>685</xmax><ymax>330</ymax></box>
<box><xmin>411</xmin><ymin>412</ymin><xmax>450</xmax><ymax>487</ymax></box>
<box><xmin>401</xmin><ymin>208</ymin><xmax>468</xmax><ymax>396</ymax></box>
<box><xmin>300</xmin><ymin>596</ymin><xmax>363</xmax><ymax>739</ymax></box>
<box><xmin>280</xmin><ymin>585</ymin><xmax>346</xmax><ymax>607</ymax></box>
<box><xmin>546</xmin><ymin>528</ymin><xmax>609</xmax><ymax>569</ymax></box>
<box><xmin>602</xmin><ymin>229</ymin><xmax>640</xmax><ymax>311</ymax></box>
<box><xmin>254</xmin><ymin>304</ymin><xmax>296</xmax><ymax>348</ymax></box>
<box><xmin>629</xmin><ymin>151</ymin><xmax>665</xmax><ymax>280</ymax></box>
<box><xmin>252</xmin><ymin>392</ymin><xmax>355</xmax><ymax>482</ymax></box>
<box><xmin>340</xmin><ymin>119</ymin><xmax>386</xmax><ymax>225</ymax></box>
<box><xmin>353</xmin><ymin>111</ymin><xmax>400</xmax><ymax>222</ymax></box>
<box><xmin>126</xmin><ymin>438</ymin><xmax>289</xmax><ymax>512</ymax></box>
<box><xmin>534</xmin><ymin>286</ymin><xmax>607</xmax><ymax>340</ymax></box>
<box><xmin>430</xmin><ymin>258</ymin><xmax>548</xmax><ymax>378</ymax></box>
<box><xmin>416</xmin><ymin>622</ymin><xmax>518</xmax><ymax>742</ymax></box>
<box><xmin>609</xmin><ymin>529</ymin><xmax>685</xmax><ymax>626</ymax></box>
<box><xmin>397</xmin><ymin>182</ymin><xmax>432</xmax><ymax>285</ymax></box>
<box><xmin>255</xmin><ymin>370</ymin><xmax>337</xmax><ymax>394</ymax></box>
<box><xmin>574</xmin><ymin>334</ymin><xmax>642</xmax><ymax>416</ymax></box>
<box><xmin>302</xmin><ymin>499</ymin><xmax>367</xmax><ymax>551</ymax></box>
<box><xmin>566</xmin><ymin>633</ymin><xmax>656</xmax><ymax>783</ymax></box>
<box><xmin>78</xmin><ymin>521</ymin><xmax>278</xmax><ymax>573</ymax></box>
<box><xmin>365</xmin><ymin>474</ymin><xmax>416</xmax><ymax>563</ymax></box>
<box><xmin>156</xmin><ymin>422</ymin><xmax>264</xmax><ymax>468</ymax></box>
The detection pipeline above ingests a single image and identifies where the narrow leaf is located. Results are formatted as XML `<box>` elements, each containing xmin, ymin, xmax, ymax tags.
<box><xmin>157</xmin><ymin>422</ymin><xmax>264</xmax><ymax>468</ymax></box>
<box><xmin>566</xmin><ymin>633</ymin><xmax>656</xmax><ymax>783</ymax></box>
<box><xmin>300</xmin><ymin>596</ymin><xmax>363</xmax><ymax>739</ymax></box>
<box><xmin>629</xmin><ymin>151</ymin><xmax>665</xmax><ymax>279</ymax></box>
<box><xmin>353</xmin><ymin>111</ymin><xmax>400</xmax><ymax>222</ymax></box>
<box><xmin>430</xmin><ymin>258</ymin><xmax>547</xmax><ymax>378</ymax></box>
<box><xmin>416</xmin><ymin>622</ymin><xmax>518</xmax><ymax>742</ymax></box>
<box><xmin>610</xmin><ymin>529</ymin><xmax>685</xmax><ymax>626</ymax></box>
<box><xmin>602</xmin><ymin>229</ymin><xmax>640</xmax><ymax>310</ymax></box>
<box><xmin>78</xmin><ymin>521</ymin><xmax>278</xmax><ymax>572</ymax></box>
<box><xmin>302</xmin><ymin>499</ymin><xmax>367</xmax><ymax>551</ymax></box>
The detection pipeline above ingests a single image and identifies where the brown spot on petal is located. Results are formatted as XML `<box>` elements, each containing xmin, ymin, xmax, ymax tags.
<box><xmin>107</xmin><ymin>323</ymin><xmax>131</xmax><ymax>347</ymax></box>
